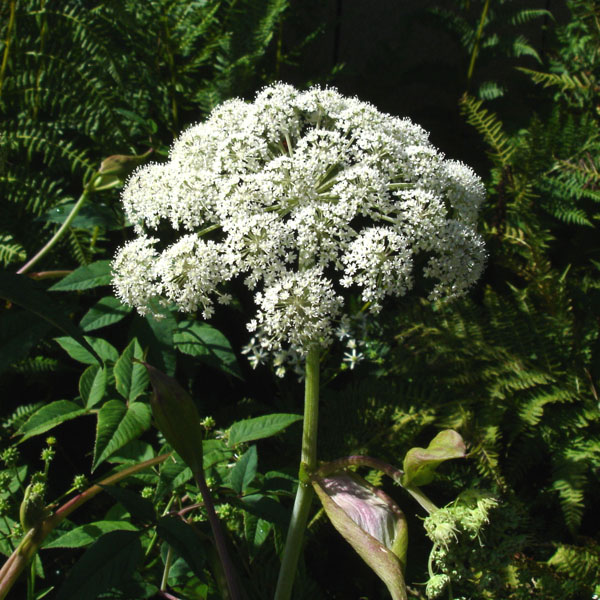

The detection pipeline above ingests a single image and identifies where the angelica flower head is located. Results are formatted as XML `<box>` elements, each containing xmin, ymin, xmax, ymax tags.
<box><xmin>113</xmin><ymin>83</ymin><xmax>486</xmax><ymax>373</ymax></box>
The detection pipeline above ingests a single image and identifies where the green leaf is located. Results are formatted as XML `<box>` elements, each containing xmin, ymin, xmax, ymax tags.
<box><xmin>229</xmin><ymin>445</ymin><xmax>258</xmax><ymax>494</ymax></box>
<box><xmin>402</xmin><ymin>430</ymin><xmax>467</xmax><ymax>488</ymax></box>
<box><xmin>49</xmin><ymin>260</ymin><xmax>112</xmax><ymax>291</ymax></box>
<box><xmin>44</xmin><ymin>521</ymin><xmax>138</xmax><ymax>549</ymax></box>
<box><xmin>114</xmin><ymin>338</ymin><xmax>148</xmax><ymax>401</ymax></box>
<box><xmin>55</xmin><ymin>530</ymin><xmax>143</xmax><ymax>600</ymax></box>
<box><xmin>130</xmin><ymin>309</ymin><xmax>176</xmax><ymax>375</ymax></box>
<box><xmin>203</xmin><ymin>439</ymin><xmax>234</xmax><ymax>470</ymax></box>
<box><xmin>143</xmin><ymin>362</ymin><xmax>205</xmax><ymax>475</ymax></box>
<box><xmin>79</xmin><ymin>365</ymin><xmax>108</xmax><ymax>408</ymax></box>
<box><xmin>55</xmin><ymin>336</ymin><xmax>118</xmax><ymax>365</ymax></box>
<box><xmin>107</xmin><ymin>440</ymin><xmax>155</xmax><ymax>465</ymax></box>
<box><xmin>228</xmin><ymin>413</ymin><xmax>302</xmax><ymax>447</ymax></box>
<box><xmin>99</xmin><ymin>485</ymin><xmax>155</xmax><ymax>524</ymax></box>
<box><xmin>239</xmin><ymin>494</ymin><xmax>288</xmax><ymax>527</ymax></box>
<box><xmin>157</xmin><ymin>516</ymin><xmax>206</xmax><ymax>579</ymax></box>
<box><xmin>155</xmin><ymin>458</ymin><xmax>193</xmax><ymax>502</ymax></box>
<box><xmin>0</xmin><ymin>272</ymin><xmax>101</xmax><ymax>364</ymax></box>
<box><xmin>93</xmin><ymin>400</ymin><xmax>152</xmax><ymax>471</ymax></box>
<box><xmin>173</xmin><ymin>319</ymin><xmax>242</xmax><ymax>378</ymax></box>
<box><xmin>80</xmin><ymin>296</ymin><xmax>132</xmax><ymax>332</ymax></box>
<box><xmin>244</xmin><ymin>513</ymin><xmax>272</xmax><ymax>562</ymax></box>
<box><xmin>18</xmin><ymin>400</ymin><xmax>88</xmax><ymax>442</ymax></box>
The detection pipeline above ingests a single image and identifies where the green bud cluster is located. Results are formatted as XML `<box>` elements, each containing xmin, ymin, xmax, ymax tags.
<box><xmin>141</xmin><ymin>486</ymin><xmax>154</xmax><ymax>499</ymax></box>
<box><xmin>72</xmin><ymin>474</ymin><xmax>88</xmax><ymax>492</ymax></box>
<box><xmin>41</xmin><ymin>447</ymin><xmax>55</xmax><ymax>463</ymax></box>
<box><xmin>425</xmin><ymin>573</ymin><xmax>450</xmax><ymax>599</ymax></box>
<box><xmin>1</xmin><ymin>447</ymin><xmax>18</xmax><ymax>467</ymax></box>
<box><xmin>423</xmin><ymin>490</ymin><xmax>498</xmax><ymax>599</ymax></box>
<box><xmin>201</xmin><ymin>416</ymin><xmax>216</xmax><ymax>430</ymax></box>
<box><xmin>0</xmin><ymin>497</ymin><xmax>10</xmax><ymax>516</ymax></box>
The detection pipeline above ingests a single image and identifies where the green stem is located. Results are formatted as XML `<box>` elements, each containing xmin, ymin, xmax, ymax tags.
<box><xmin>27</xmin><ymin>561</ymin><xmax>34</xmax><ymax>600</ymax></box>
<box><xmin>160</xmin><ymin>546</ymin><xmax>174</xmax><ymax>591</ymax></box>
<box><xmin>17</xmin><ymin>191</ymin><xmax>90</xmax><ymax>275</ymax></box>
<box><xmin>0</xmin><ymin>1</ymin><xmax>16</xmax><ymax>101</ymax></box>
<box><xmin>274</xmin><ymin>346</ymin><xmax>320</xmax><ymax>600</ymax></box>
<box><xmin>467</xmin><ymin>0</ymin><xmax>490</xmax><ymax>84</ymax></box>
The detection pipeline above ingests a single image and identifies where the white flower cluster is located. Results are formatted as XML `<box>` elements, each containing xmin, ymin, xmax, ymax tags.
<box><xmin>113</xmin><ymin>84</ymin><xmax>486</xmax><ymax>373</ymax></box>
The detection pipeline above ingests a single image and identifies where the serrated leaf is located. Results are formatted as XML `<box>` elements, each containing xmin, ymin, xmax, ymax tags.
<box><xmin>114</xmin><ymin>338</ymin><xmax>148</xmax><ymax>401</ymax></box>
<box><xmin>107</xmin><ymin>440</ymin><xmax>155</xmax><ymax>465</ymax></box>
<box><xmin>229</xmin><ymin>445</ymin><xmax>258</xmax><ymax>494</ymax></box>
<box><xmin>93</xmin><ymin>400</ymin><xmax>152</xmax><ymax>471</ymax></box>
<box><xmin>228</xmin><ymin>413</ymin><xmax>302</xmax><ymax>447</ymax></box>
<box><xmin>173</xmin><ymin>319</ymin><xmax>242</xmax><ymax>378</ymax></box>
<box><xmin>203</xmin><ymin>439</ymin><xmax>234</xmax><ymax>469</ymax></box>
<box><xmin>80</xmin><ymin>296</ymin><xmax>132</xmax><ymax>332</ymax></box>
<box><xmin>79</xmin><ymin>365</ymin><xmax>108</xmax><ymax>408</ymax></box>
<box><xmin>0</xmin><ymin>272</ymin><xmax>101</xmax><ymax>364</ymax></box>
<box><xmin>49</xmin><ymin>260</ymin><xmax>112</xmax><ymax>291</ymax></box>
<box><xmin>18</xmin><ymin>400</ymin><xmax>88</xmax><ymax>442</ymax></box>
<box><xmin>55</xmin><ymin>336</ymin><xmax>118</xmax><ymax>365</ymax></box>
<box><xmin>402</xmin><ymin>430</ymin><xmax>467</xmax><ymax>488</ymax></box>
<box><xmin>55</xmin><ymin>530</ymin><xmax>143</xmax><ymax>600</ymax></box>
<box><xmin>157</xmin><ymin>516</ymin><xmax>206</xmax><ymax>579</ymax></box>
<box><xmin>99</xmin><ymin>485</ymin><xmax>156</xmax><ymax>523</ymax></box>
<box><xmin>44</xmin><ymin>521</ymin><xmax>139</xmax><ymax>549</ymax></box>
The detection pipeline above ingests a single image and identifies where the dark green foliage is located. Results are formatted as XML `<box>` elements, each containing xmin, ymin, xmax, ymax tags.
<box><xmin>1</xmin><ymin>1</ymin><xmax>600</xmax><ymax>598</ymax></box>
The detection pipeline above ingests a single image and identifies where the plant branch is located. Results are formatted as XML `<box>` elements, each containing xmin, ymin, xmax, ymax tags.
<box><xmin>0</xmin><ymin>453</ymin><xmax>171</xmax><ymax>600</ymax></box>
<box><xmin>17</xmin><ymin>191</ymin><xmax>89</xmax><ymax>274</ymax></box>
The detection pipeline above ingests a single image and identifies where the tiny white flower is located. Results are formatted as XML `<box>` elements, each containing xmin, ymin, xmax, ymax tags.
<box><xmin>113</xmin><ymin>83</ymin><xmax>485</xmax><ymax>374</ymax></box>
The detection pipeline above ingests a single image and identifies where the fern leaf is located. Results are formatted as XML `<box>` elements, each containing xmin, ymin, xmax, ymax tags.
<box><xmin>460</xmin><ymin>93</ymin><xmax>516</xmax><ymax>166</ymax></box>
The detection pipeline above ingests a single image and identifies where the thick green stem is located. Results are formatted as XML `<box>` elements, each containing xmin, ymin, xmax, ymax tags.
<box><xmin>274</xmin><ymin>346</ymin><xmax>320</xmax><ymax>600</ymax></box>
<box><xmin>17</xmin><ymin>191</ymin><xmax>89</xmax><ymax>274</ymax></box>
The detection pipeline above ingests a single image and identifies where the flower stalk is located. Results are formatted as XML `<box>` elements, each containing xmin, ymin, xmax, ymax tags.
<box><xmin>274</xmin><ymin>346</ymin><xmax>320</xmax><ymax>600</ymax></box>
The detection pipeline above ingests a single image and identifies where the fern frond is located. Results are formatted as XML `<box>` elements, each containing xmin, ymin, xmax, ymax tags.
<box><xmin>511</xmin><ymin>9</ymin><xmax>553</xmax><ymax>26</ymax></box>
<box><xmin>1</xmin><ymin>402</ymin><xmax>43</xmax><ymax>432</ymax></box>
<box><xmin>10</xmin><ymin>356</ymin><xmax>60</xmax><ymax>375</ymax></box>
<box><xmin>512</xmin><ymin>35</ymin><xmax>542</xmax><ymax>63</ymax></box>
<box><xmin>551</xmin><ymin>459</ymin><xmax>588</xmax><ymax>532</ymax></box>
<box><xmin>517</xmin><ymin>67</ymin><xmax>593</xmax><ymax>93</ymax></box>
<box><xmin>460</xmin><ymin>93</ymin><xmax>516</xmax><ymax>166</ymax></box>
<box><xmin>478</xmin><ymin>80</ymin><xmax>505</xmax><ymax>100</ymax></box>
<box><xmin>0</xmin><ymin>233</ymin><xmax>25</xmax><ymax>266</ymax></box>
<box><xmin>548</xmin><ymin>541</ymin><xmax>600</xmax><ymax>587</ymax></box>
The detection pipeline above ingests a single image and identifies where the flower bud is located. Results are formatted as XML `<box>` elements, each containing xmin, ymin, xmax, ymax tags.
<box><xmin>312</xmin><ymin>471</ymin><xmax>408</xmax><ymax>600</ymax></box>
<box><xmin>87</xmin><ymin>149</ymin><xmax>153</xmax><ymax>192</ymax></box>
<box><xmin>20</xmin><ymin>480</ymin><xmax>47</xmax><ymax>532</ymax></box>
<box><xmin>142</xmin><ymin>362</ymin><xmax>204</xmax><ymax>475</ymax></box>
